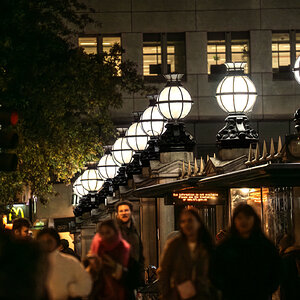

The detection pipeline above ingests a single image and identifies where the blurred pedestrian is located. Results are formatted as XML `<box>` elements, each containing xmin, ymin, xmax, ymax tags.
<box><xmin>158</xmin><ymin>207</ymin><xmax>216</xmax><ymax>300</ymax></box>
<box><xmin>115</xmin><ymin>201</ymin><xmax>145</xmax><ymax>286</ymax></box>
<box><xmin>12</xmin><ymin>217</ymin><xmax>31</xmax><ymax>240</ymax></box>
<box><xmin>37</xmin><ymin>228</ymin><xmax>92</xmax><ymax>300</ymax></box>
<box><xmin>278</xmin><ymin>234</ymin><xmax>300</xmax><ymax>300</ymax></box>
<box><xmin>0</xmin><ymin>228</ymin><xmax>48</xmax><ymax>300</ymax></box>
<box><xmin>88</xmin><ymin>219</ymin><xmax>132</xmax><ymax>300</ymax></box>
<box><xmin>213</xmin><ymin>203</ymin><xmax>280</xmax><ymax>300</ymax></box>
<box><xmin>60</xmin><ymin>238</ymin><xmax>80</xmax><ymax>261</ymax></box>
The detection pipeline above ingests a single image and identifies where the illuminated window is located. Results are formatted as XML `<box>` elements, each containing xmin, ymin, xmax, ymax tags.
<box><xmin>231</xmin><ymin>39</ymin><xmax>249</xmax><ymax>73</ymax></box>
<box><xmin>78</xmin><ymin>35</ymin><xmax>121</xmax><ymax>74</ymax></box>
<box><xmin>296</xmin><ymin>32</ymin><xmax>300</xmax><ymax>59</ymax></box>
<box><xmin>207</xmin><ymin>32</ymin><xmax>250</xmax><ymax>76</ymax></box>
<box><xmin>78</xmin><ymin>37</ymin><xmax>98</xmax><ymax>54</ymax></box>
<box><xmin>272</xmin><ymin>32</ymin><xmax>290</xmax><ymax>70</ymax></box>
<box><xmin>78</xmin><ymin>35</ymin><xmax>121</xmax><ymax>56</ymax></box>
<box><xmin>143</xmin><ymin>33</ymin><xmax>185</xmax><ymax>77</ymax></box>
<box><xmin>143</xmin><ymin>34</ymin><xmax>162</xmax><ymax>76</ymax></box>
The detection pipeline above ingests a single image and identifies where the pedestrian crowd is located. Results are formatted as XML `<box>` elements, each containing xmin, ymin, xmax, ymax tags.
<box><xmin>0</xmin><ymin>202</ymin><xmax>299</xmax><ymax>300</ymax></box>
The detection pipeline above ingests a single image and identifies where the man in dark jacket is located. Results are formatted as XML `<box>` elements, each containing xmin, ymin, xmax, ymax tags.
<box><xmin>116</xmin><ymin>200</ymin><xmax>145</xmax><ymax>286</ymax></box>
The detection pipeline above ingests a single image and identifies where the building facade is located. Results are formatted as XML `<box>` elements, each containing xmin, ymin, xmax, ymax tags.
<box><xmin>80</xmin><ymin>0</ymin><xmax>300</xmax><ymax>157</ymax></box>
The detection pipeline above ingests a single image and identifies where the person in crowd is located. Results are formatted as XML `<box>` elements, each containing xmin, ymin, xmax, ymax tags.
<box><xmin>37</xmin><ymin>228</ymin><xmax>92</xmax><ymax>300</ymax></box>
<box><xmin>115</xmin><ymin>200</ymin><xmax>145</xmax><ymax>285</ymax></box>
<box><xmin>60</xmin><ymin>238</ymin><xmax>80</xmax><ymax>261</ymax></box>
<box><xmin>0</xmin><ymin>228</ymin><xmax>48</xmax><ymax>300</ymax></box>
<box><xmin>158</xmin><ymin>207</ymin><xmax>216</xmax><ymax>300</ymax></box>
<box><xmin>12</xmin><ymin>217</ymin><xmax>31</xmax><ymax>239</ymax></box>
<box><xmin>88</xmin><ymin>219</ymin><xmax>132</xmax><ymax>300</ymax></box>
<box><xmin>213</xmin><ymin>203</ymin><xmax>280</xmax><ymax>300</ymax></box>
<box><xmin>278</xmin><ymin>234</ymin><xmax>300</xmax><ymax>300</ymax></box>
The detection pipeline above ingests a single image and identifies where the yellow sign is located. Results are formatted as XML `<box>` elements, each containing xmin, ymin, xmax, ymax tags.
<box><xmin>8</xmin><ymin>206</ymin><xmax>25</xmax><ymax>222</ymax></box>
<box><xmin>173</xmin><ymin>192</ymin><xmax>219</xmax><ymax>203</ymax></box>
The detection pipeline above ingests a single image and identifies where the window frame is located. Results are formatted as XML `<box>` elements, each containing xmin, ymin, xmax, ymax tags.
<box><xmin>143</xmin><ymin>33</ymin><xmax>186</xmax><ymax>82</ymax></box>
<box><xmin>272</xmin><ymin>30</ymin><xmax>295</xmax><ymax>80</ymax></box>
<box><xmin>207</xmin><ymin>32</ymin><xmax>250</xmax><ymax>81</ymax></box>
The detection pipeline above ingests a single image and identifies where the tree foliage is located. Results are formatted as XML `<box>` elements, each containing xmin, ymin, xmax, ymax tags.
<box><xmin>0</xmin><ymin>0</ymin><xmax>150</xmax><ymax>210</ymax></box>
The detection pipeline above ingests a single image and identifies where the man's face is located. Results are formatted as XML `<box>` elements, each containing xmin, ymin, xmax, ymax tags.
<box><xmin>14</xmin><ymin>226</ymin><xmax>30</xmax><ymax>239</ymax></box>
<box><xmin>117</xmin><ymin>204</ymin><xmax>132</xmax><ymax>224</ymax></box>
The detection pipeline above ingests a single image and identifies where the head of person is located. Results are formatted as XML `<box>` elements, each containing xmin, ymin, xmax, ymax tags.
<box><xmin>230</xmin><ymin>203</ymin><xmax>262</xmax><ymax>238</ymax></box>
<box><xmin>36</xmin><ymin>228</ymin><xmax>61</xmax><ymax>253</ymax></box>
<box><xmin>12</xmin><ymin>218</ymin><xmax>31</xmax><ymax>239</ymax></box>
<box><xmin>179</xmin><ymin>207</ymin><xmax>213</xmax><ymax>250</ymax></box>
<box><xmin>116</xmin><ymin>201</ymin><xmax>133</xmax><ymax>224</ymax></box>
<box><xmin>60</xmin><ymin>239</ymin><xmax>69</xmax><ymax>250</ymax></box>
<box><xmin>98</xmin><ymin>219</ymin><xmax>120</xmax><ymax>245</ymax></box>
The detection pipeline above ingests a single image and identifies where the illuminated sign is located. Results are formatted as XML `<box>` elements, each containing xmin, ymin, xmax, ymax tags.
<box><xmin>173</xmin><ymin>192</ymin><xmax>219</xmax><ymax>202</ymax></box>
<box><xmin>9</xmin><ymin>206</ymin><xmax>25</xmax><ymax>221</ymax></box>
<box><xmin>166</xmin><ymin>191</ymin><xmax>225</xmax><ymax>205</ymax></box>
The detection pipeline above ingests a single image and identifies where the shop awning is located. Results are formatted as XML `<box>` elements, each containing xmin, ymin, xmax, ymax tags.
<box><xmin>133</xmin><ymin>163</ymin><xmax>300</xmax><ymax>198</ymax></box>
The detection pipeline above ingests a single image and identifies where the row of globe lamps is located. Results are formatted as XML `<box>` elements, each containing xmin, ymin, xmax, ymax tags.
<box><xmin>71</xmin><ymin>59</ymin><xmax>284</xmax><ymax>217</ymax></box>
<box><xmin>72</xmin><ymin>73</ymin><xmax>194</xmax><ymax>217</ymax></box>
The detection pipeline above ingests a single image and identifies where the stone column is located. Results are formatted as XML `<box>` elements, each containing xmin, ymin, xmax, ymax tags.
<box><xmin>140</xmin><ymin>198</ymin><xmax>158</xmax><ymax>267</ymax></box>
<box><xmin>121</xmin><ymin>32</ymin><xmax>143</xmax><ymax>75</ymax></box>
<box><xmin>80</xmin><ymin>224</ymin><xmax>96</xmax><ymax>257</ymax></box>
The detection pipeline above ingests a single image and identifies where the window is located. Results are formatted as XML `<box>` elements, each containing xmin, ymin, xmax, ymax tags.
<box><xmin>143</xmin><ymin>33</ymin><xmax>186</xmax><ymax>77</ymax></box>
<box><xmin>78</xmin><ymin>37</ymin><xmax>98</xmax><ymax>54</ymax></box>
<box><xmin>78</xmin><ymin>35</ymin><xmax>121</xmax><ymax>55</ymax></box>
<box><xmin>272</xmin><ymin>32</ymin><xmax>290</xmax><ymax>71</ymax></box>
<box><xmin>207</xmin><ymin>32</ymin><xmax>250</xmax><ymax>77</ymax></box>
<box><xmin>78</xmin><ymin>35</ymin><xmax>121</xmax><ymax>74</ymax></box>
<box><xmin>296</xmin><ymin>32</ymin><xmax>300</xmax><ymax>58</ymax></box>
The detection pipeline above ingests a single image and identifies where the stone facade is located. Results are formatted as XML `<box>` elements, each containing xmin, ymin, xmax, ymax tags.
<box><xmin>81</xmin><ymin>0</ymin><xmax>300</xmax><ymax>157</ymax></box>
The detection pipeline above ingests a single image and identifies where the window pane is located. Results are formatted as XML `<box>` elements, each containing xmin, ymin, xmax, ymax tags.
<box><xmin>272</xmin><ymin>53</ymin><xmax>279</xmax><ymax>69</ymax></box>
<box><xmin>207</xmin><ymin>38</ymin><xmax>226</xmax><ymax>74</ymax></box>
<box><xmin>279</xmin><ymin>52</ymin><xmax>290</xmax><ymax>66</ymax></box>
<box><xmin>78</xmin><ymin>37</ymin><xmax>97</xmax><ymax>54</ymax></box>
<box><xmin>278</xmin><ymin>43</ymin><xmax>290</xmax><ymax>51</ymax></box>
<box><xmin>272</xmin><ymin>33</ymin><xmax>289</xmax><ymax>43</ymax></box>
<box><xmin>102</xmin><ymin>36</ymin><xmax>121</xmax><ymax>53</ymax></box>
<box><xmin>231</xmin><ymin>39</ymin><xmax>249</xmax><ymax>73</ymax></box>
<box><xmin>207</xmin><ymin>53</ymin><xmax>225</xmax><ymax>74</ymax></box>
<box><xmin>272</xmin><ymin>32</ymin><xmax>290</xmax><ymax>70</ymax></box>
<box><xmin>143</xmin><ymin>40</ymin><xmax>162</xmax><ymax>76</ymax></box>
<box><xmin>143</xmin><ymin>55</ymin><xmax>162</xmax><ymax>76</ymax></box>
<box><xmin>167</xmin><ymin>36</ymin><xmax>185</xmax><ymax>74</ymax></box>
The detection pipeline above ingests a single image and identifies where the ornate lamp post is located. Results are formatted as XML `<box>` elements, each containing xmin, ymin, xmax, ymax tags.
<box><xmin>81</xmin><ymin>168</ymin><xmax>104</xmax><ymax>194</ymax></box>
<box><xmin>97</xmin><ymin>147</ymin><xmax>119</xmax><ymax>204</ymax></box>
<box><xmin>111</xmin><ymin>128</ymin><xmax>134</xmax><ymax>186</ymax></box>
<box><xmin>125</xmin><ymin>113</ymin><xmax>150</xmax><ymax>176</ymax></box>
<box><xmin>157</xmin><ymin>74</ymin><xmax>195</xmax><ymax>152</ymax></box>
<box><xmin>215</xmin><ymin>62</ymin><xmax>258</xmax><ymax>148</ymax></box>
<box><xmin>140</xmin><ymin>95</ymin><xmax>167</xmax><ymax>165</ymax></box>
<box><xmin>73</xmin><ymin>176</ymin><xmax>89</xmax><ymax>198</ymax></box>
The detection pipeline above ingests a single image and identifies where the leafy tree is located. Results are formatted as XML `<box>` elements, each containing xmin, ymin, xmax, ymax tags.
<box><xmin>0</xmin><ymin>0</ymin><xmax>150</xmax><ymax>211</ymax></box>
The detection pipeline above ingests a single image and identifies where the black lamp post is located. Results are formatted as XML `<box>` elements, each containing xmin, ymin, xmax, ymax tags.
<box><xmin>156</xmin><ymin>74</ymin><xmax>195</xmax><ymax>152</ymax></box>
<box><xmin>215</xmin><ymin>62</ymin><xmax>259</xmax><ymax>148</ymax></box>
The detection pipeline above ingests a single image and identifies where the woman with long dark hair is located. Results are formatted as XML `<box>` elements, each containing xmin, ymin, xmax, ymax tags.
<box><xmin>213</xmin><ymin>203</ymin><xmax>280</xmax><ymax>300</ymax></box>
<box><xmin>88</xmin><ymin>219</ymin><xmax>131</xmax><ymax>300</ymax></box>
<box><xmin>158</xmin><ymin>207</ymin><xmax>216</xmax><ymax>300</ymax></box>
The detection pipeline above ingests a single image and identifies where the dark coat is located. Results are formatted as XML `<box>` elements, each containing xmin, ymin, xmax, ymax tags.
<box><xmin>280</xmin><ymin>246</ymin><xmax>300</xmax><ymax>300</ymax></box>
<box><xmin>158</xmin><ymin>234</ymin><xmax>215</xmax><ymax>300</ymax></box>
<box><xmin>117</xmin><ymin>219</ymin><xmax>145</xmax><ymax>286</ymax></box>
<box><xmin>212</xmin><ymin>233</ymin><xmax>280</xmax><ymax>300</ymax></box>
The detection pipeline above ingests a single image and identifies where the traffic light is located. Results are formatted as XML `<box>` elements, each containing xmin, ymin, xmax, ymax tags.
<box><xmin>0</xmin><ymin>108</ymin><xmax>19</xmax><ymax>171</ymax></box>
